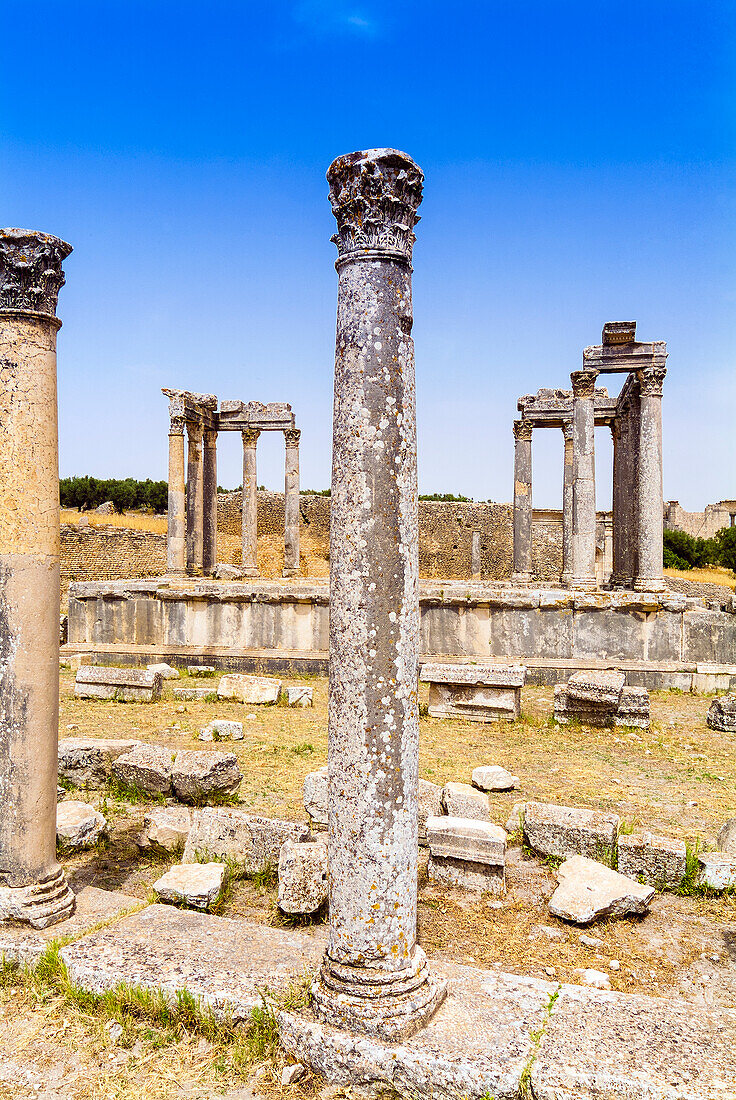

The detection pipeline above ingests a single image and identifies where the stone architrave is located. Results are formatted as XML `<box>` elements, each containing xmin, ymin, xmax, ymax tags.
<box><xmin>570</xmin><ymin>370</ymin><xmax>598</xmax><ymax>591</ymax></box>
<box><xmin>512</xmin><ymin>419</ymin><xmax>533</xmax><ymax>583</ymax></box>
<box><xmin>167</xmin><ymin>415</ymin><xmax>187</xmax><ymax>574</ymax></box>
<box><xmin>312</xmin><ymin>149</ymin><xmax>445</xmax><ymax>1041</ymax></box>
<box><xmin>633</xmin><ymin>366</ymin><xmax>667</xmax><ymax>592</ymax></box>
<box><xmin>560</xmin><ymin>420</ymin><xmax>574</xmax><ymax>585</ymax></box>
<box><xmin>241</xmin><ymin>427</ymin><xmax>259</xmax><ymax>577</ymax></box>
<box><xmin>202</xmin><ymin>428</ymin><xmax>218</xmax><ymax>576</ymax></box>
<box><xmin>0</xmin><ymin>228</ymin><xmax>75</xmax><ymax>928</ymax></box>
<box><xmin>186</xmin><ymin>422</ymin><xmax>204</xmax><ymax>575</ymax></box>
<box><xmin>283</xmin><ymin>428</ymin><xmax>301</xmax><ymax>577</ymax></box>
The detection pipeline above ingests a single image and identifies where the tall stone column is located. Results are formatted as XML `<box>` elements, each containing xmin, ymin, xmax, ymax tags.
<box><xmin>0</xmin><ymin>228</ymin><xmax>75</xmax><ymax>928</ymax></box>
<box><xmin>470</xmin><ymin>530</ymin><xmax>481</xmax><ymax>581</ymax></box>
<box><xmin>202</xmin><ymin>429</ymin><xmax>218</xmax><ymax>576</ymax></box>
<box><xmin>167</xmin><ymin>416</ymin><xmax>187</xmax><ymax>574</ymax></box>
<box><xmin>241</xmin><ymin>428</ymin><xmax>260</xmax><ymax>577</ymax></box>
<box><xmin>633</xmin><ymin>367</ymin><xmax>667</xmax><ymax>592</ymax></box>
<box><xmin>512</xmin><ymin>419</ymin><xmax>533</xmax><ymax>583</ymax></box>
<box><xmin>312</xmin><ymin>148</ymin><xmax>445</xmax><ymax>1041</ymax></box>
<box><xmin>570</xmin><ymin>369</ymin><xmax>598</xmax><ymax>591</ymax></box>
<box><xmin>283</xmin><ymin>428</ymin><xmax>301</xmax><ymax>577</ymax></box>
<box><xmin>560</xmin><ymin>420</ymin><xmax>574</xmax><ymax>585</ymax></box>
<box><xmin>610</xmin><ymin>417</ymin><xmax>628</xmax><ymax>587</ymax></box>
<box><xmin>186</xmin><ymin>422</ymin><xmax>204</xmax><ymax>575</ymax></box>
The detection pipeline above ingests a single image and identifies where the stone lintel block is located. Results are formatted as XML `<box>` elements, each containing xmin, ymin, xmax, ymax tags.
<box><xmin>565</xmin><ymin>670</ymin><xmax>626</xmax><ymax>707</ymax></box>
<box><xmin>303</xmin><ymin>766</ymin><xmax>328</xmax><ymax>826</ymax></box>
<box><xmin>427</xmin><ymin>678</ymin><xmax>522</xmax><ymax>722</ymax></box>
<box><xmin>426</xmin><ymin>816</ymin><xmax>506</xmax><ymax>866</ymax></box>
<box><xmin>217</xmin><ymin>673</ymin><xmax>282</xmax><ymax>704</ymax></box>
<box><xmin>420</xmin><ymin>663</ymin><xmax>526</xmax><ymax>688</ymax></box>
<box><xmin>58</xmin><ymin>737</ymin><xmax>141</xmax><ymax>787</ymax></box>
<box><xmin>441</xmin><ymin>783</ymin><xmax>492</xmax><ymax>822</ymax></box>
<box><xmin>697</xmin><ymin>853</ymin><xmax>736</xmax><ymax>891</ymax></box>
<box><xmin>428</xmin><ymin>855</ymin><xmax>506</xmax><ymax>895</ymax></box>
<box><xmin>524</xmin><ymin>801</ymin><xmax>619</xmax><ymax>862</ymax></box>
<box><xmin>147</xmin><ymin>662</ymin><xmax>180</xmax><ymax>679</ymax></box>
<box><xmin>183</xmin><ymin>807</ymin><xmax>311</xmax><ymax>873</ymax></box>
<box><xmin>75</xmin><ymin>665</ymin><xmax>163</xmax><ymax>702</ymax></box>
<box><xmin>616</xmin><ymin>832</ymin><xmax>686</xmax><ymax>888</ymax></box>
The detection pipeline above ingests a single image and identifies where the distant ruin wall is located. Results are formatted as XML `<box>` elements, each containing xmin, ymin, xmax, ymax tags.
<box><xmin>60</xmin><ymin>524</ymin><xmax>166</xmax><ymax>591</ymax></box>
<box><xmin>665</xmin><ymin>500</ymin><xmax>736</xmax><ymax>540</ymax></box>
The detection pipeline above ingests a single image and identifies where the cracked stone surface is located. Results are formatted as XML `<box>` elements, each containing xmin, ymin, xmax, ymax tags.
<box><xmin>548</xmin><ymin>855</ymin><xmax>655</xmax><ymax>925</ymax></box>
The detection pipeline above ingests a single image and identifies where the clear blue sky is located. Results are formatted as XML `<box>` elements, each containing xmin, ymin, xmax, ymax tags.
<box><xmin>2</xmin><ymin>1</ymin><xmax>734</xmax><ymax>509</ymax></box>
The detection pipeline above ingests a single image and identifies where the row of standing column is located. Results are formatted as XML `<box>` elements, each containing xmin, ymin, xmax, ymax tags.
<box><xmin>512</xmin><ymin>419</ymin><xmax>575</xmax><ymax>583</ymax></box>
<box><xmin>241</xmin><ymin>427</ymin><xmax>301</xmax><ymax>578</ymax></box>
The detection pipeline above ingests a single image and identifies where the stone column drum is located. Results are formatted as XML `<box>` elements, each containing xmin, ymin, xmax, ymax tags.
<box><xmin>634</xmin><ymin>366</ymin><xmax>667</xmax><ymax>592</ymax></box>
<box><xmin>166</xmin><ymin>416</ymin><xmax>187</xmax><ymax>574</ymax></box>
<box><xmin>202</xmin><ymin>428</ymin><xmax>218</xmax><ymax>576</ymax></box>
<box><xmin>512</xmin><ymin>419</ymin><xmax>533</xmax><ymax>583</ymax></box>
<box><xmin>0</xmin><ymin>229</ymin><xmax>75</xmax><ymax>927</ymax></box>
<box><xmin>312</xmin><ymin>149</ymin><xmax>446</xmax><ymax>1040</ymax></box>
<box><xmin>186</xmin><ymin>422</ymin><xmax>204</xmax><ymax>575</ymax></box>
<box><xmin>241</xmin><ymin>427</ymin><xmax>259</xmax><ymax>577</ymax></box>
<box><xmin>283</xmin><ymin>428</ymin><xmax>301</xmax><ymax>577</ymax></box>
<box><xmin>560</xmin><ymin>420</ymin><xmax>574</xmax><ymax>585</ymax></box>
<box><xmin>570</xmin><ymin>369</ymin><xmax>598</xmax><ymax>591</ymax></box>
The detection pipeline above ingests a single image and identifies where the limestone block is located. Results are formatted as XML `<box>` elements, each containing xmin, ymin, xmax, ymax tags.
<box><xmin>69</xmin><ymin>652</ymin><xmax>94</xmax><ymax>671</ymax></box>
<box><xmin>421</xmin><ymin>662</ymin><xmax>524</xmax><ymax>722</ymax></box>
<box><xmin>75</xmin><ymin>666</ymin><xmax>163</xmax><ymax>703</ymax></box>
<box><xmin>428</xmin><ymin>855</ymin><xmax>506</xmax><ymax>895</ymax></box>
<box><xmin>147</xmin><ymin>662</ymin><xmax>180</xmax><ymax>680</ymax></box>
<box><xmin>173</xmin><ymin>687</ymin><xmax>214</xmax><ymax>702</ymax></box>
<box><xmin>213</xmin><ymin>563</ymin><xmax>245</xmax><ymax>580</ymax></box>
<box><xmin>56</xmin><ymin>801</ymin><xmax>107</xmax><ymax>851</ymax></box>
<box><xmin>199</xmin><ymin>720</ymin><xmax>244</xmax><ymax>742</ymax></box>
<box><xmin>183</xmin><ymin>808</ymin><xmax>311</xmax><ymax>873</ymax></box>
<box><xmin>697</xmin><ymin>853</ymin><xmax>736</xmax><ymax>891</ymax></box>
<box><xmin>187</xmin><ymin>665</ymin><xmax>215</xmax><ymax>677</ymax></box>
<box><xmin>441</xmin><ymin>782</ymin><xmax>492</xmax><ymax>822</ymax></box>
<box><xmin>278</xmin><ymin>840</ymin><xmax>328</xmax><ymax>914</ymax></box>
<box><xmin>614</xmin><ymin>685</ymin><xmax>651</xmax><ymax>729</ymax></box>
<box><xmin>58</xmin><ymin>737</ymin><xmax>141</xmax><ymax>787</ymax></box>
<box><xmin>506</xmin><ymin>802</ymin><xmax>526</xmax><ymax>835</ymax></box>
<box><xmin>153</xmin><ymin>863</ymin><xmax>226</xmax><ymax>910</ymax></box>
<box><xmin>707</xmin><ymin>693</ymin><xmax>736</xmax><ymax>732</ymax></box>
<box><xmin>286</xmin><ymin>685</ymin><xmax>313</xmax><ymax>707</ymax></box>
<box><xmin>548</xmin><ymin>855</ymin><xmax>655</xmax><ymax>924</ymax></box>
<box><xmin>137</xmin><ymin>806</ymin><xmax>192</xmax><ymax>855</ymax></box>
<box><xmin>217</xmin><ymin>674</ymin><xmax>282</xmax><ymax>704</ymax></box>
<box><xmin>471</xmin><ymin>765</ymin><xmax>519</xmax><ymax>792</ymax></box>
<box><xmin>717</xmin><ymin>818</ymin><xmax>736</xmax><ymax>857</ymax></box>
<box><xmin>303</xmin><ymin>766</ymin><xmax>328</xmax><ymax>827</ymax></box>
<box><xmin>523</xmin><ymin>801</ymin><xmax>619</xmax><ymax>861</ymax></box>
<box><xmin>565</xmin><ymin>669</ymin><xmax>625</xmax><ymax>707</ymax></box>
<box><xmin>171</xmin><ymin>750</ymin><xmax>243</xmax><ymax>803</ymax></box>
<box><xmin>112</xmin><ymin>744</ymin><xmax>174</xmax><ymax>795</ymax></box>
<box><xmin>617</xmin><ymin>832</ymin><xmax>686</xmax><ymax>888</ymax></box>
<box><xmin>426</xmin><ymin>816</ymin><xmax>506</xmax><ymax>866</ymax></box>
<box><xmin>418</xmin><ymin>778</ymin><xmax>443</xmax><ymax>845</ymax></box>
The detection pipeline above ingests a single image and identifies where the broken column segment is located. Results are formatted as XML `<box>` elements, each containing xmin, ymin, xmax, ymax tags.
<box><xmin>283</xmin><ymin>428</ymin><xmax>301</xmax><ymax>577</ymax></box>
<box><xmin>312</xmin><ymin>149</ymin><xmax>446</xmax><ymax>1040</ymax></box>
<box><xmin>512</xmin><ymin>419</ymin><xmax>533</xmax><ymax>583</ymax></box>
<box><xmin>0</xmin><ymin>228</ymin><xmax>75</xmax><ymax>928</ymax></box>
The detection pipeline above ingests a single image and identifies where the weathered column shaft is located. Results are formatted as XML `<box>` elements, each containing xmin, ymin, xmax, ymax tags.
<box><xmin>561</xmin><ymin>420</ymin><xmax>574</xmax><ymax>585</ymax></box>
<box><xmin>470</xmin><ymin>530</ymin><xmax>481</xmax><ymax>581</ymax></box>
<box><xmin>634</xmin><ymin>367</ymin><xmax>667</xmax><ymax>591</ymax></box>
<box><xmin>241</xmin><ymin>428</ymin><xmax>259</xmax><ymax>577</ymax></box>
<box><xmin>186</xmin><ymin>423</ymin><xmax>204</xmax><ymax>575</ymax></box>
<box><xmin>0</xmin><ymin>228</ymin><xmax>75</xmax><ymax>928</ymax></box>
<box><xmin>202</xmin><ymin>429</ymin><xmax>218</xmax><ymax>576</ymax></box>
<box><xmin>570</xmin><ymin>370</ymin><xmax>598</xmax><ymax>591</ymax></box>
<box><xmin>167</xmin><ymin>418</ymin><xmax>187</xmax><ymax>574</ymax></box>
<box><xmin>283</xmin><ymin>428</ymin><xmax>301</xmax><ymax>577</ymax></box>
<box><xmin>312</xmin><ymin>148</ymin><xmax>445</xmax><ymax>1041</ymax></box>
<box><xmin>611</xmin><ymin>416</ymin><xmax>630</xmax><ymax>586</ymax></box>
<box><xmin>512</xmin><ymin>420</ymin><xmax>533</xmax><ymax>582</ymax></box>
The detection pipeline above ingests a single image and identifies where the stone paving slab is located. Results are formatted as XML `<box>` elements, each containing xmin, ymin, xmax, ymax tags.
<box><xmin>0</xmin><ymin>886</ymin><xmax>144</xmax><ymax>965</ymax></box>
<box><xmin>60</xmin><ymin>904</ymin><xmax>326</xmax><ymax>1017</ymax></box>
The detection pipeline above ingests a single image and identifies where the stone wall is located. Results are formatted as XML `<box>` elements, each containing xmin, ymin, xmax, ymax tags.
<box><xmin>665</xmin><ymin>500</ymin><xmax>736</xmax><ymax>540</ymax></box>
<box><xmin>60</xmin><ymin>524</ymin><xmax>166</xmax><ymax>592</ymax></box>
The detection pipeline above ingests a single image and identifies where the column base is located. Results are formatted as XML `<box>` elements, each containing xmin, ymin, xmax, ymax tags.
<box><xmin>241</xmin><ymin>566</ymin><xmax>259</xmax><ymax>578</ymax></box>
<box><xmin>312</xmin><ymin>946</ymin><xmax>447</xmax><ymax>1042</ymax></box>
<box><xmin>569</xmin><ymin>576</ymin><xmax>598</xmax><ymax>592</ymax></box>
<box><xmin>633</xmin><ymin>577</ymin><xmax>667</xmax><ymax>593</ymax></box>
<box><xmin>0</xmin><ymin>867</ymin><xmax>75</xmax><ymax>929</ymax></box>
<box><xmin>282</xmin><ymin>566</ymin><xmax>300</xmax><ymax>578</ymax></box>
<box><xmin>560</xmin><ymin>572</ymin><xmax>573</xmax><ymax>587</ymax></box>
<box><xmin>511</xmin><ymin>572</ymin><xmax>532</xmax><ymax>586</ymax></box>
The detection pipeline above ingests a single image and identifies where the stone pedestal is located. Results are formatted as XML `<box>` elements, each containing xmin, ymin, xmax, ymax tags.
<box><xmin>186</xmin><ymin>423</ymin><xmax>204</xmax><ymax>575</ymax></box>
<box><xmin>241</xmin><ymin>428</ymin><xmax>259</xmax><ymax>577</ymax></box>
<box><xmin>570</xmin><ymin>370</ymin><xmax>598</xmax><ymax>591</ymax></box>
<box><xmin>0</xmin><ymin>228</ymin><xmax>75</xmax><ymax>928</ymax></box>
<box><xmin>167</xmin><ymin>418</ymin><xmax>187</xmax><ymax>574</ymax></box>
<box><xmin>283</xmin><ymin>428</ymin><xmax>300</xmax><ymax>577</ymax></box>
<box><xmin>202</xmin><ymin>428</ymin><xmax>218</xmax><ymax>576</ymax></box>
<box><xmin>312</xmin><ymin>148</ymin><xmax>445</xmax><ymax>1041</ymax></box>
<box><xmin>512</xmin><ymin>420</ymin><xmax>533</xmax><ymax>583</ymax></box>
<box><xmin>634</xmin><ymin>367</ymin><xmax>666</xmax><ymax>592</ymax></box>
<box><xmin>561</xmin><ymin>421</ymin><xmax>574</xmax><ymax>585</ymax></box>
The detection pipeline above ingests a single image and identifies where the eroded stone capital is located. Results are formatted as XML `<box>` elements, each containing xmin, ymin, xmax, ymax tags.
<box><xmin>562</xmin><ymin>420</ymin><xmax>575</xmax><ymax>442</ymax></box>
<box><xmin>187</xmin><ymin>421</ymin><xmax>204</xmax><ymax>443</ymax></box>
<box><xmin>327</xmin><ymin>148</ymin><xmax>423</xmax><ymax>265</ymax></box>
<box><xmin>637</xmin><ymin>366</ymin><xmax>667</xmax><ymax>397</ymax></box>
<box><xmin>513</xmin><ymin>419</ymin><xmax>533</xmax><ymax>442</ymax></box>
<box><xmin>241</xmin><ymin>427</ymin><xmax>260</xmax><ymax>447</ymax></box>
<box><xmin>169</xmin><ymin>415</ymin><xmax>186</xmax><ymax>436</ymax></box>
<box><xmin>0</xmin><ymin>228</ymin><xmax>72</xmax><ymax>318</ymax></box>
<box><xmin>571</xmin><ymin>370</ymin><xmax>598</xmax><ymax>399</ymax></box>
<box><xmin>284</xmin><ymin>428</ymin><xmax>301</xmax><ymax>447</ymax></box>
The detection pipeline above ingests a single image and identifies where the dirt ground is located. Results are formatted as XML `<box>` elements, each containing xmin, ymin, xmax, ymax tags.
<box><xmin>1</xmin><ymin>671</ymin><xmax>734</xmax><ymax>1098</ymax></box>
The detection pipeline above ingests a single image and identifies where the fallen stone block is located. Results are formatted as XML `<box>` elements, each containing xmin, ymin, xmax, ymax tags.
<box><xmin>617</xmin><ymin>831</ymin><xmax>686</xmax><ymax>889</ymax></box>
<box><xmin>58</xmin><ymin>737</ymin><xmax>141</xmax><ymax>787</ymax></box>
<box><xmin>303</xmin><ymin>766</ymin><xmax>328</xmax><ymax>827</ymax></box>
<box><xmin>183</xmin><ymin>808</ymin><xmax>311</xmax><ymax>873</ymax></box>
<box><xmin>137</xmin><ymin>806</ymin><xmax>192</xmax><ymax>855</ymax></box>
<box><xmin>717</xmin><ymin>817</ymin><xmax>736</xmax><ymax>857</ymax></box>
<box><xmin>173</xmin><ymin>686</ymin><xmax>215</xmax><ymax>702</ymax></box>
<box><xmin>217</xmin><ymin>674</ymin><xmax>282</xmax><ymax>704</ymax></box>
<box><xmin>548</xmin><ymin>855</ymin><xmax>655</xmax><ymax>924</ymax></box>
<box><xmin>147</xmin><ymin>662</ymin><xmax>180</xmax><ymax>680</ymax></box>
<box><xmin>697</xmin><ymin>852</ymin><xmax>736</xmax><ymax>891</ymax></box>
<box><xmin>707</xmin><ymin>693</ymin><xmax>736</xmax><ymax>733</ymax></box>
<box><xmin>199</xmin><ymin>720</ymin><xmax>244</xmax><ymax>742</ymax></box>
<box><xmin>427</xmin><ymin>816</ymin><xmax>506</xmax><ymax>895</ymax></box>
<box><xmin>418</xmin><ymin>778</ymin><xmax>443</xmax><ymax>845</ymax></box>
<box><xmin>565</xmin><ymin>669</ymin><xmax>625</xmax><ymax>707</ymax></box>
<box><xmin>56</xmin><ymin>801</ymin><xmax>107</xmax><ymax>851</ymax></box>
<box><xmin>471</xmin><ymin>765</ymin><xmax>519</xmax><ymax>792</ymax></box>
<box><xmin>441</xmin><ymin>782</ymin><xmax>491</xmax><ymax>822</ymax></box>
<box><xmin>187</xmin><ymin>665</ymin><xmax>215</xmax><ymax>677</ymax></box>
<box><xmin>614</xmin><ymin>685</ymin><xmax>651</xmax><ymax>729</ymax></box>
<box><xmin>286</xmin><ymin>685</ymin><xmax>313</xmax><ymax>707</ymax></box>
<box><xmin>524</xmin><ymin>801</ymin><xmax>619</xmax><ymax>862</ymax></box>
<box><xmin>172</xmin><ymin>750</ymin><xmax>243</xmax><ymax>803</ymax></box>
<box><xmin>153</xmin><ymin>863</ymin><xmax>226</xmax><ymax>910</ymax></box>
<box><xmin>420</xmin><ymin>662</ymin><xmax>525</xmax><ymax>722</ymax></box>
<box><xmin>278</xmin><ymin>840</ymin><xmax>328</xmax><ymax>914</ymax></box>
<box><xmin>554</xmin><ymin>672</ymin><xmax>650</xmax><ymax>730</ymax></box>
<box><xmin>112</xmin><ymin>744</ymin><xmax>174</xmax><ymax>795</ymax></box>
<box><xmin>213</xmin><ymin>563</ymin><xmax>245</xmax><ymax>580</ymax></box>
<box><xmin>75</xmin><ymin>666</ymin><xmax>163</xmax><ymax>703</ymax></box>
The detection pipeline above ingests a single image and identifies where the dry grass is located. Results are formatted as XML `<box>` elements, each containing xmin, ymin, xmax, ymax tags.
<box><xmin>664</xmin><ymin>565</ymin><xmax>736</xmax><ymax>590</ymax></box>
<box><xmin>61</xmin><ymin>509</ymin><xmax>168</xmax><ymax>534</ymax></box>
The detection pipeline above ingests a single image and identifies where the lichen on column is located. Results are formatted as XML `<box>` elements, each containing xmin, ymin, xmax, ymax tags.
<box><xmin>0</xmin><ymin>228</ymin><xmax>75</xmax><ymax>928</ymax></box>
<box><xmin>311</xmin><ymin>149</ymin><xmax>446</xmax><ymax>1041</ymax></box>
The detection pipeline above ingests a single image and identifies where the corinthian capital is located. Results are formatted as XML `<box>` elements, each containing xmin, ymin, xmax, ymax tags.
<box><xmin>241</xmin><ymin>427</ymin><xmax>260</xmax><ymax>447</ymax></box>
<box><xmin>571</xmin><ymin>370</ymin><xmax>598</xmax><ymax>399</ymax></box>
<box><xmin>0</xmin><ymin>229</ymin><xmax>72</xmax><ymax>318</ymax></box>
<box><xmin>513</xmin><ymin>419</ymin><xmax>533</xmax><ymax>442</ymax></box>
<box><xmin>327</xmin><ymin>148</ymin><xmax>423</xmax><ymax>265</ymax></box>
<box><xmin>637</xmin><ymin>366</ymin><xmax>667</xmax><ymax>397</ymax></box>
<box><xmin>284</xmin><ymin>428</ymin><xmax>301</xmax><ymax>447</ymax></box>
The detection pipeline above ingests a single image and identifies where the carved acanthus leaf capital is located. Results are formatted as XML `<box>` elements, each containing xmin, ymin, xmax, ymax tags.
<box><xmin>513</xmin><ymin>419</ymin><xmax>533</xmax><ymax>442</ymax></box>
<box><xmin>327</xmin><ymin>148</ymin><xmax>423</xmax><ymax>264</ymax></box>
<box><xmin>242</xmin><ymin>427</ymin><xmax>261</xmax><ymax>447</ymax></box>
<box><xmin>571</xmin><ymin>370</ymin><xmax>598</xmax><ymax>399</ymax></box>
<box><xmin>637</xmin><ymin>366</ymin><xmax>667</xmax><ymax>397</ymax></box>
<box><xmin>169</xmin><ymin>415</ymin><xmax>186</xmax><ymax>435</ymax></box>
<box><xmin>562</xmin><ymin>420</ymin><xmax>574</xmax><ymax>442</ymax></box>
<box><xmin>0</xmin><ymin>229</ymin><xmax>72</xmax><ymax>317</ymax></box>
<box><xmin>284</xmin><ymin>428</ymin><xmax>301</xmax><ymax>447</ymax></box>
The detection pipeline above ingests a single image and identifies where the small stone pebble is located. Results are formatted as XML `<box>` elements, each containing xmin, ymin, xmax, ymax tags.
<box><xmin>545</xmin><ymin>967</ymin><xmax>556</xmax><ymax>977</ymax></box>
<box><xmin>176</xmin><ymin>705</ymin><xmax>187</xmax><ymax>714</ymax></box>
<box><xmin>281</xmin><ymin>1063</ymin><xmax>307</xmax><ymax>1085</ymax></box>
<box><xmin>609</xmin><ymin>960</ymin><xmax>620</xmax><ymax>971</ymax></box>
<box><xmin>575</xmin><ymin>968</ymin><xmax>611</xmax><ymax>990</ymax></box>
<box><xmin>580</xmin><ymin>934</ymin><xmax>603</xmax><ymax>948</ymax></box>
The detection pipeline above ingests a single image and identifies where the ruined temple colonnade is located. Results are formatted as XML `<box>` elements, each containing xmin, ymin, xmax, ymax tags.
<box><xmin>164</xmin><ymin>392</ymin><xmax>300</xmax><ymax>578</ymax></box>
